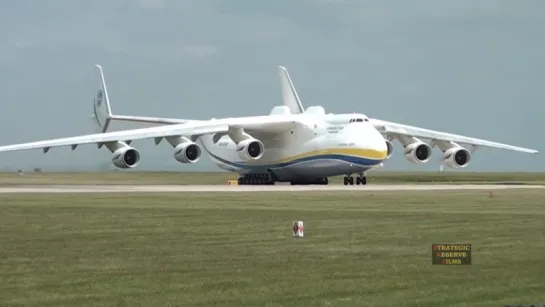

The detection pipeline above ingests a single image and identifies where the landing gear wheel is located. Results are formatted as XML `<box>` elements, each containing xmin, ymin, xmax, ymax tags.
<box><xmin>361</xmin><ymin>176</ymin><xmax>367</xmax><ymax>185</ymax></box>
<box><xmin>344</xmin><ymin>176</ymin><xmax>354</xmax><ymax>186</ymax></box>
<box><xmin>237</xmin><ymin>173</ymin><xmax>275</xmax><ymax>185</ymax></box>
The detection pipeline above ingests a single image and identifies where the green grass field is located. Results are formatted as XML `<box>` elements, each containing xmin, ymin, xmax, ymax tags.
<box><xmin>1</xmin><ymin>190</ymin><xmax>544</xmax><ymax>306</ymax></box>
<box><xmin>2</xmin><ymin>171</ymin><xmax>545</xmax><ymax>185</ymax></box>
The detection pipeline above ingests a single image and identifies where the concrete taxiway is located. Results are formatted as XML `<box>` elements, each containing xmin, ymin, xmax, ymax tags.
<box><xmin>0</xmin><ymin>184</ymin><xmax>543</xmax><ymax>193</ymax></box>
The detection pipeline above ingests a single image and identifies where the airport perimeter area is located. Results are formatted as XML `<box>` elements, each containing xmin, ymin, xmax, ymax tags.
<box><xmin>1</xmin><ymin>172</ymin><xmax>544</xmax><ymax>306</ymax></box>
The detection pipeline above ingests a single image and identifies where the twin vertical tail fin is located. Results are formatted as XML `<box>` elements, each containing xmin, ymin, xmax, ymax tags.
<box><xmin>92</xmin><ymin>64</ymin><xmax>113</xmax><ymax>133</ymax></box>
<box><xmin>277</xmin><ymin>66</ymin><xmax>305</xmax><ymax>114</ymax></box>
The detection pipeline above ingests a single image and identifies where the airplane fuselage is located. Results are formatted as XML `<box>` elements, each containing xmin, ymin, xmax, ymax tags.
<box><xmin>198</xmin><ymin>111</ymin><xmax>388</xmax><ymax>182</ymax></box>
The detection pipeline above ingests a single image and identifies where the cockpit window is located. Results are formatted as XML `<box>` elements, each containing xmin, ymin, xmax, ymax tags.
<box><xmin>349</xmin><ymin>118</ymin><xmax>368</xmax><ymax>123</ymax></box>
<box><xmin>356</xmin><ymin>118</ymin><xmax>363</xmax><ymax>122</ymax></box>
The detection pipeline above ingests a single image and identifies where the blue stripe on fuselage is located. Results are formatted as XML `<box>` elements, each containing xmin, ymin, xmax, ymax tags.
<box><xmin>207</xmin><ymin>152</ymin><xmax>381</xmax><ymax>170</ymax></box>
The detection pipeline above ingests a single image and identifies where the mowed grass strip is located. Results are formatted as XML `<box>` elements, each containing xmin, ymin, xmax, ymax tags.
<box><xmin>0</xmin><ymin>171</ymin><xmax>545</xmax><ymax>186</ymax></box>
<box><xmin>1</xmin><ymin>190</ymin><xmax>544</xmax><ymax>306</ymax></box>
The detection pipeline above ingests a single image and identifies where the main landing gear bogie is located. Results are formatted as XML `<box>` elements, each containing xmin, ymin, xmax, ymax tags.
<box><xmin>290</xmin><ymin>177</ymin><xmax>329</xmax><ymax>185</ymax></box>
<box><xmin>238</xmin><ymin>173</ymin><xmax>275</xmax><ymax>185</ymax></box>
<box><xmin>344</xmin><ymin>175</ymin><xmax>367</xmax><ymax>186</ymax></box>
<box><xmin>238</xmin><ymin>173</ymin><xmax>366</xmax><ymax>186</ymax></box>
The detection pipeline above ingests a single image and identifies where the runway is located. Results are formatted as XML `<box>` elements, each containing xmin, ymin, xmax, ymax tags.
<box><xmin>0</xmin><ymin>184</ymin><xmax>543</xmax><ymax>193</ymax></box>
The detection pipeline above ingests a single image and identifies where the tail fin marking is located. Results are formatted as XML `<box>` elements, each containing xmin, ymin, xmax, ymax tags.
<box><xmin>93</xmin><ymin>64</ymin><xmax>113</xmax><ymax>133</ymax></box>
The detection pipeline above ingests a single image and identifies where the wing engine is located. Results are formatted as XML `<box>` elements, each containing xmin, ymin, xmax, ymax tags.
<box><xmin>385</xmin><ymin>139</ymin><xmax>394</xmax><ymax>159</ymax></box>
<box><xmin>237</xmin><ymin>138</ymin><xmax>264</xmax><ymax>161</ymax></box>
<box><xmin>442</xmin><ymin>146</ymin><xmax>471</xmax><ymax>168</ymax></box>
<box><xmin>404</xmin><ymin>141</ymin><xmax>432</xmax><ymax>164</ymax></box>
<box><xmin>174</xmin><ymin>142</ymin><xmax>201</xmax><ymax>163</ymax></box>
<box><xmin>112</xmin><ymin>146</ymin><xmax>140</xmax><ymax>169</ymax></box>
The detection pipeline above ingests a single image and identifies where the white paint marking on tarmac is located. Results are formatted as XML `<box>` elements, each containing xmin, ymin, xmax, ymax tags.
<box><xmin>0</xmin><ymin>184</ymin><xmax>543</xmax><ymax>193</ymax></box>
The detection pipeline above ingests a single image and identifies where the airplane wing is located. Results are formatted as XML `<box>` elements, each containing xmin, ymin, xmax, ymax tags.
<box><xmin>370</xmin><ymin>118</ymin><xmax>539</xmax><ymax>154</ymax></box>
<box><xmin>0</xmin><ymin>114</ymin><xmax>298</xmax><ymax>153</ymax></box>
<box><xmin>203</xmin><ymin>115</ymin><xmax>298</xmax><ymax>145</ymax></box>
<box><xmin>0</xmin><ymin>122</ymin><xmax>229</xmax><ymax>153</ymax></box>
<box><xmin>231</xmin><ymin>116</ymin><xmax>296</xmax><ymax>134</ymax></box>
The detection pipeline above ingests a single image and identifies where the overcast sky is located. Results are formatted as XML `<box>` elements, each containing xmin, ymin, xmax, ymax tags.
<box><xmin>0</xmin><ymin>0</ymin><xmax>543</xmax><ymax>172</ymax></box>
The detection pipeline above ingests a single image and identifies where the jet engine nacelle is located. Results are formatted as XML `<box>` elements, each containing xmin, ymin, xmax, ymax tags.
<box><xmin>385</xmin><ymin>140</ymin><xmax>394</xmax><ymax>159</ymax></box>
<box><xmin>236</xmin><ymin>139</ymin><xmax>264</xmax><ymax>161</ymax></box>
<box><xmin>112</xmin><ymin>147</ymin><xmax>140</xmax><ymax>169</ymax></box>
<box><xmin>174</xmin><ymin>142</ymin><xmax>202</xmax><ymax>163</ymax></box>
<box><xmin>442</xmin><ymin>147</ymin><xmax>471</xmax><ymax>168</ymax></box>
<box><xmin>404</xmin><ymin>141</ymin><xmax>432</xmax><ymax>164</ymax></box>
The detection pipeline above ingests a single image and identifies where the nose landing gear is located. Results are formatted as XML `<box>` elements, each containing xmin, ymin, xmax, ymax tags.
<box><xmin>343</xmin><ymin>174</ymin><xmax>367</xmax><ymax>186</ymax></box>
<box><xmin>356</xmin><ymin>176</ymin><xmax>367</xmax><ymax>185</ymax></box>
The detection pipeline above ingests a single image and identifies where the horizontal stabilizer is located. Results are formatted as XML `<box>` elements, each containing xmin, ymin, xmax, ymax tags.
<box><xmin>109</xmin><ymin>115</ymin><xmax>188</xmax><ymax>125</ymax></box>
<box><xmin>92</xmin><ymin>65</ymin><xmax>193</xmax><ymax>129</ymax></box>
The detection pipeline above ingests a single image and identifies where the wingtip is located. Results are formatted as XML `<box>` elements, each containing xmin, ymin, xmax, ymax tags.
<box><xmin>95</xmin><ymin>64</ymin><xmax>102</xmax><ymax>70</ymax></box>
<box><xmin>277</xmin><ymin>65</ymin><xmax>286</xmax><ymax>70</ymax></box>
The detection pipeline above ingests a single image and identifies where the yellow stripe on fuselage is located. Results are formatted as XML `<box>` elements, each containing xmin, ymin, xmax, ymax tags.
<box><xmin>274</xmin><ymin>147</ymin><xmax>387</xmax><ymax>164</ymax></box>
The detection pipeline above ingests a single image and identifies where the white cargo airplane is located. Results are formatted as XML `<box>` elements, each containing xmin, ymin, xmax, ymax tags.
<box><xmin>0</xmin><ymin>65</ymin><xmax>538</xmax><ymax>185</ymax></box>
